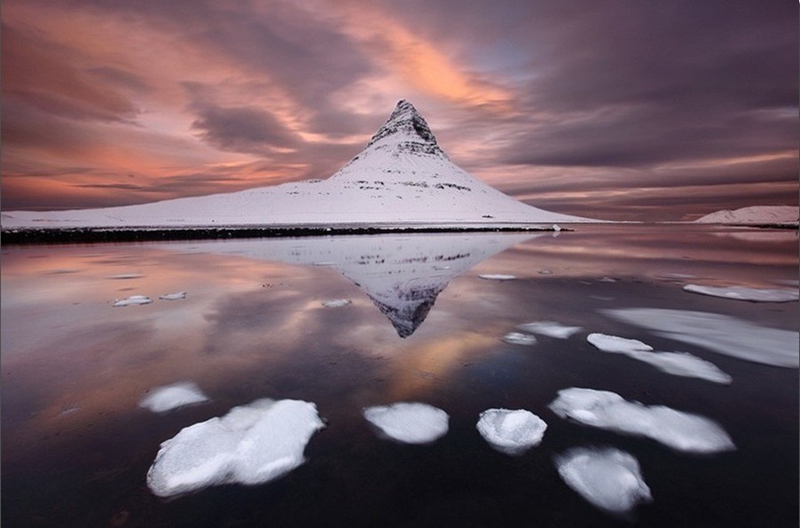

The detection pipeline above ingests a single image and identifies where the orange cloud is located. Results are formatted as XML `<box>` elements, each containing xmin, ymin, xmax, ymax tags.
<box><xmin>332</xmin><ymin>2</ymin><xmax>513</xmax><ymax>110</ymax></box>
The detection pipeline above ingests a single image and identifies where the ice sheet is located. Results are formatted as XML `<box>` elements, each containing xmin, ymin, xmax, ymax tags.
<box><xmin>555</xmin><ymin>447</ymin><xmax>652</xmax><ymax>515</ymax></box>
<box><xmin>363</xmin><ymin>402</ymin><xmax>449</xmax><ymax>444</ymax></box>
<box><xmin>476</xmin><ymin>409</ymin><xmax>547</xmax><ymax>455</ymax></box>
<box><xmin>147</xmin><ymin>399</ymin><xmax>325</xmax><ymax>498</ymax></box>
<box><xmin>603</xmin><ymin>308</ymin><xmax>799</xmax><ymax>368</ymax></box>
<box><xmin>549</xmin><ymin>388</ymin><xmax>735</xmax><ymax>454</ymax></box>
<box><xmin>140</xmin><ymin>382</ymin><xmax>210</xmax><ymax>413</ymax></box>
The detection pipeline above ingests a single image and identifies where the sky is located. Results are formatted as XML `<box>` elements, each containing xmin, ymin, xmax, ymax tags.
<box><xmin>1</xmin><ymin>0</ymin><xmax>797</xmax><ymax>221</ymax></box>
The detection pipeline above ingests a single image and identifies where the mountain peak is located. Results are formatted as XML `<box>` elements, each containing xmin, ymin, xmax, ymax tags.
<box><xmin>362</xmin><ymin>99</ymin><xmax>448</xmax><ymax>159</ymax></box>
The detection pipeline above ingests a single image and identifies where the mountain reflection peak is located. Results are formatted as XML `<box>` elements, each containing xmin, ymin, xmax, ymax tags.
<box><xmin>156</xmin><ymin>233</ymin><xmax>539</xmax><ymax>337</ymax></box>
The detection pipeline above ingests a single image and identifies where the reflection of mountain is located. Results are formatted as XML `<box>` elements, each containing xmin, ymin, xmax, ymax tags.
<box><xmin>161</xmin><ymin>233</ymin><xmax>538</xmax><ymax>337</ymax></box>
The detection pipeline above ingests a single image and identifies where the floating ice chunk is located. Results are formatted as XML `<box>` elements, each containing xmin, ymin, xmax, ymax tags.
<box><xmin>322</xmin><ymin>299</ymin><xmax>351</xmax><ymax>308</ymax></box>
<box><xmin>623</xmin><ymin>350</ymin><xmax>732</xmax><ymax>384</ymax></box>
<box><xmin>587</xmin><ymin>333</ymin><xmax>653</xmax><ymax>353</ymax></box>
<box><xmin>502</xmin><ymin>332</ymin><xmax>537</xmax><ymax>346</ymax></box>
<box><xmin>587</xmin><ymin>333</ymin><xmax>732</xmax><ymax>383</ymax></box>
<box><xmin>476</xmin><ymin>409</ymin><xmax>547</xmax><ymax>455</ymax></box>
<box><xmin>555</xmin><ymin>447</ymin><xmax>652</xmax><ymax>515</ymax></box>
<box><xmin>683</xmin><ymin>284</ymin><xmax>798</xmax><ymax>302</ymax></box>
<box><xmin>552</xmin><ymin>224</ymin><xmax>562</xmax><ymax>232</ymax></box>
<box><xmin>603</xmin><ymin>308</ymin><xmax>799</xmax><ymax>368</ymax></box>
<box><xmin>112</xmin><ymin>295</ymin><xmax>153</xmax><ymax>307</ymax></box>
<box><xmin>107</xmin><ymin>273</ymin><xmax>144</xmax><ymax>280</ymax></box>
<box><xmin>518</xmin><ymin>321</ymin><xmax>583</xmax><ymax>339</ymax></box>
<box><xmin>363</xmin><ymin>402</ymin><xmax>449</xmax><ymax>444</ymax></box>
<box><xmin>549</xmin><ymin>388</ymin><xmax>735</xmax><ymax>454</ymax></box>
<box><xmin>538</xmin><ymin>269</ymin><xmax>552</xmax><ymax>275</ymax></box>
<box><xmin>147</xmin><ymin>399</ymin><xmax>325</xmax><ymax>498</ymax></box>
<box><xmin>159</xmin><ymin>291</ymin><xmax>187</xmax><ymax>301</ymax></box>
<box><xmin>479</xmin><ymin>274</ymin><xmax>516</xmax><ymax>281</ymax></box>
<box><xmin>140</xmin><ymin>382</ymin><xmax>210</xmax><ymax>413</ymax></box>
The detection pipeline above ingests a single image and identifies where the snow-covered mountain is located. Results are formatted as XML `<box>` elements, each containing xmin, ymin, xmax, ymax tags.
<box><xmin>156</xmin><ymin>232</ymin><xmax>540</xmax><ymax>337</ymax></box>
<box><xmin>694</xmin><ymin>205</ymin><xmax>799</xmax><ymax>226</ymax></box>
<box><xmin>1</xmin><ymin>100</ymin><xmax>596</xmax><ymax>230</ymax></box>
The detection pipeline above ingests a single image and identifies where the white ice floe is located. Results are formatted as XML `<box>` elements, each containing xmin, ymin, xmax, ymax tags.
<box><xmin>587</xmin><ymin>333</ymin><xmax>731</xmax><ymax>383</ymax></box>
<box><xmin>363</xmin><ymin>402</ymin><xmax>449</xmax><ymax>444</ymax></box>
<box><xmin>479</xmin><ymin>274</ymin><xmax>516</xmax><ymax>281</ymax></box>
<box><xmin>322</xmin><ymin>299</ymin><xmax>352</xmax><ymax>308</ymax></box>
<box><xmin>623</xmin><ymin>350</ymin><xmax>732</xmax><ymax>384</ymax></box>
<box><xmin>587</xmin><ymin>333</ymin><xmax>652</xmax><ymax>353</ymax></box>
<box><xmin>112</xmin><ymin>295</ymin><xmax>153</xmax><ymax>307</ymax></box>
<box><xmin>603</xmin><ymin>308</ymin><xmax>799</xmax><ymax>368</ymax></box>
<box><xmin>555</xmin><ymin>447</ymin><xmax>652</xmax><ymax>515</ymax></box>
<box><xmin>549</xmin><ymin>388</ymin><xmax>735</xmax><ymax>454</ymax></box>
<box><xmin>476</xmin><ymin>409</ymin><xmax>547</xmax><ymax>455</ymax></box>
<box><xmin>147</xmin><ymin>399</ymin><xmax>325</xmax><ymax>498</ymax></box>
<box><xmin>518</xmin><ymin>321</ymin><xmax>583</xmax><ymax>339</ymax></box>
<box><xmin>159</xmin><ymin>291</ymin><xmax>187</xmax><ymax>301</ymax></box>
<box><xmin>683</xmin><ymin>284</ymin><xmax>799</xmax><ymax>303</ymax></box>
<box><xmin>140</xmin><ymin>382</ymin><xmax>210</xmax><ymax>413</ymax></box>
<box><xmin>502</xmin><ymin>332</ymin><xmax>537</xmax><ymax>346</ymax></box>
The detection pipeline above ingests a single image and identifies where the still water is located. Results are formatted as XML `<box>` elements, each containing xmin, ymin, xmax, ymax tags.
<box><xmin>2</xmin><ymin>225</ymin><xmax>798</xmax><ymax>527</ymax></box>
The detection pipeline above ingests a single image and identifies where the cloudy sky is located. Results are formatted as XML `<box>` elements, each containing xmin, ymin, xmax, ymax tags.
<box><xmin>2</xmin><ymin>0</ymin><xmax>797</xmax><ymax>221</ymax></box>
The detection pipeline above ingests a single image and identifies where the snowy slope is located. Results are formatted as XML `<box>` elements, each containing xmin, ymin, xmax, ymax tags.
<box><xmin>1</xmin><ymin>100</ymin><xmax>596</xmax><ymax>230</ymax></box>
<box><xmin>156</xmin><ymin>232</ymin><xmax>540</xmax><ymax>337</ymax></box>
<box><xmin>694</xmin><ymin>205</ymin><xmax>799</xmax><ymax>225</ymax></box>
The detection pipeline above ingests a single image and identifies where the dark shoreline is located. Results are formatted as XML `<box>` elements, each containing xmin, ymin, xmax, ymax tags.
<box><xmin>0</xmin><ymin>225</ymin><xmax>565</xmax><ymax>245</ymax></box>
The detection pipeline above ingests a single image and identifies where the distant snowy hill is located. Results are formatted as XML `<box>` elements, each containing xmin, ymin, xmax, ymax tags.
<box><xmin>694</xmin><ymin>206</ymin><xmax>799</xmax><ymax>226</ymax></box>
<box><xmin>1</xmin><ymin>100</ymin><xmax>596</xmax><ymax>230</ymax></box>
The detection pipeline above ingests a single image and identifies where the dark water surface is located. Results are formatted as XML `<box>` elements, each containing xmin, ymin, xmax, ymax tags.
<box><xmin>2</xmin><ymin>225</ymin><xmax>797</xmax><ymax>527</ymax></box>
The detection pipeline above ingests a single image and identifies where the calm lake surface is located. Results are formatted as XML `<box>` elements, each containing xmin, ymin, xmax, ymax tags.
<box><xmin>2</xmin><ymin>225</ymin><xmax>798</xmax><ymax>528</ymax></box>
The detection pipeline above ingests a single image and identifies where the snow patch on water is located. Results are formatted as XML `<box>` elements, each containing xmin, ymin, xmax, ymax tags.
<box><xmin>555</xmin><ymin>447</ymin><xmax>652</xmax><ymax>515</ymax></box>
<box><xmin>683</xmin><ymin>284</ymin><xmax>798</xmax><ymax>302</ymax></box>
<box><xmin>479</xmin><ymin>274</ymin><xmax>516</xmax><ymax>281</ymax></box>
<box><xmin>549</xmin><ymin>388</ymin><xmax>735</xmax><ymax>454</ymax></box>
<box><xmin>363</xmin><ymin>402</ymin><xmax>449</xmax><ymax>444</ymax></box>
<box><xmin>140</xmin><ymin>382</ymin><xmax>210</xmax><ymax>413</ymax></box>
<box><xmin>476</xmin><ymin>409</ymin><xmax>547</xmax><ymax>455</ymax></box>
<box><xmin>146</xmin><ymin>399</ymin><xmax>325</xmax><ymax>498</ymax></box>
